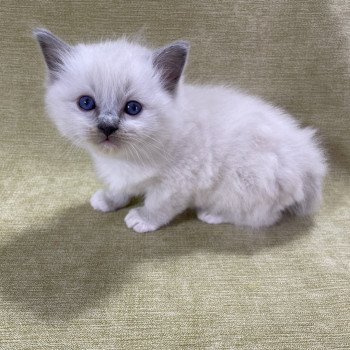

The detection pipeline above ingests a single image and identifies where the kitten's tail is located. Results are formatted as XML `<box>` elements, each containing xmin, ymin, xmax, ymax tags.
<box><xmin>288</xmin><ymin>173</ymin><xmax>324</xmax><ymax>216</ymax></box>
<box><xmin>288</xmin><ymin>129</ymin><xmax>327</xmax><ymax>217</ymax></box>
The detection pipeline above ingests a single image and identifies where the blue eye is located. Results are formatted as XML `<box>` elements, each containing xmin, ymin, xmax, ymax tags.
<box><xmin>78</xmin><ymin>95</ymin><xmax>96</xmax><ymax>111</ymax></box>
<box><xmin>124</xmin><ymin>100</ymin><xmax>142</xmax><ymax>116</ymax></box>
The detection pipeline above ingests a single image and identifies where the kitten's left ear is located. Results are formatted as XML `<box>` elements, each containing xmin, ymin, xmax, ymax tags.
<box><xmin>33</xmin><ymin>28</ymin><xmax>71</xmax><ymax>79</ymax></box>
<box><xmin>153</xmin><ymin>41</ymin><xmax>190</xmax><ymax>94</ymax></box>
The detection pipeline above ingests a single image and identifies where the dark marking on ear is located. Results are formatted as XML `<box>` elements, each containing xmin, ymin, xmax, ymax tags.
<box><xmin>33</xmin><ymin>28</ymin><xmax>71</xmax><ymax>79</ymax></box>
<box><xmin>153</xmin><ymin>41</ymin><xmax>190</xmax><ymax>94</ymax></box>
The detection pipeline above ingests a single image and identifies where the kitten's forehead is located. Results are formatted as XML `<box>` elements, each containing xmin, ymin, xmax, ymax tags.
<box><xmin>77</xmin><ymin>39</ymin><xmax>151</xmax><ymax>69</ymax></box>
<box><xmin>64</xmin><ymin>39</ymin><xmax>155</xmax><ymax>101</ymax></box>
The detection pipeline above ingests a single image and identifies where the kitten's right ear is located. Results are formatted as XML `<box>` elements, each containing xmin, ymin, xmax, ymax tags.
<box><xmin>152</xmin><ymin>41</ymin><xmax>190</xmax><ymax>94</ymax></box>
<box><xmin>33</xmin><ymin>28</ymin><xmax>71</xmax><ymax>79</ymax></box>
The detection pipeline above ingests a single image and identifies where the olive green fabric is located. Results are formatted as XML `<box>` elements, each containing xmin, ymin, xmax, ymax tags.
<box><xmin>1</xmin><ymin>1</ymin><xmax>349</xmax><ymax>349</ymax></box>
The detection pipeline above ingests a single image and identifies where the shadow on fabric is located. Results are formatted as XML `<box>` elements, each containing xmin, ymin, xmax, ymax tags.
<box><xmin>0</xmin><ymin>203</ymin><xmax>313</xmax><ymax>322</ymax></box>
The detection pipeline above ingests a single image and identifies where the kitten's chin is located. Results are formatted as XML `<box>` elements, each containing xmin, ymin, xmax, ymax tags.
<box><xmin>90</xmin><ymin>139</ymin><xmax>121</xmax><ymax>155</ymax></box>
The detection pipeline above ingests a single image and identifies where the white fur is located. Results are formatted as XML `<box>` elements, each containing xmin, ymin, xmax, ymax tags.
<box><xmin>43</xmin><ymin>37</ymin><xmax>327</xmax><ymax>232</ymax></box>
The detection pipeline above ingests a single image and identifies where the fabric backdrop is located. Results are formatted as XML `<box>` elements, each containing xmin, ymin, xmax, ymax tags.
<box><xmin>0</xmin><ymin>1</ymin><xmax>349</xmax><ymax>349</ymax></box>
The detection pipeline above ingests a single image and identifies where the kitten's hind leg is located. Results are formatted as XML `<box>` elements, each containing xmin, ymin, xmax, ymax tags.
<box><xmin>90</xmin><ymin>189</ymin><xmax>130</xmax><ymax>212</ymax></box>
<box><xmin>197</xmin><ymin>210</ymin><xmax>226</xmax><ymax>224</ymax></box>
<box><xmin>197</xmin><ymin>207</ymin><xmax>281</xmax><ymax>228</ymax></box>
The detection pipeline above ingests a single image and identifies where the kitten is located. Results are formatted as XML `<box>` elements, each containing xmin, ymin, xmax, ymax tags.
<box><xmin>34</xmin><ymin>28</ymin><xmax>327</xmax><ymax>233</ymax></box>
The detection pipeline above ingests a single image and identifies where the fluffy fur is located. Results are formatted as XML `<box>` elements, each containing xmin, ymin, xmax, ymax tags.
<box><xmin>34</xmin><ymin>29</ymin><xmax>327</xmax><ymax>232</ymax></box>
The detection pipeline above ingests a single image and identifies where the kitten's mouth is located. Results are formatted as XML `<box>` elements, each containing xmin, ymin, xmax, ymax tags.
<box><xmin>101</xmin><ymin>138</ymin><xmax>114</xmax><ymax>145</ymax></box>
<box><xmin>92</xmin><ymin>133</ymin><xmax>120</xmax><ymax>151</ymax></box>
<box><xmin>99</xmin><ymin>137</ymin><xmax>118</xmax><ymax>148</ymax></box>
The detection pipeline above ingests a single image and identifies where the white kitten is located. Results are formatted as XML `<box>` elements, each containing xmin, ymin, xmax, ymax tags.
<box><xmin>34</xmin><ymin>28</ymin><xmax>327</xmax><ymax>232</ymax></box>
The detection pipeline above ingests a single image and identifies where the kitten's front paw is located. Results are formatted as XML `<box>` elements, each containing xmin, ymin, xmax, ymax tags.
<box><xmin>124</xmin><ymin>208</ymin><xmax>159</xmax><ymax>233</ymax></box>
<box><xmin>90</xmin><ymin>189</ymin><xmax>117</xmax><ymax>212</ymax></box>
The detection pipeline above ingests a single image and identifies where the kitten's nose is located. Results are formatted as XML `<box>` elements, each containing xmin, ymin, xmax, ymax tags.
<box><xmin>98</xmin><ymin>123</ymin><xmax>118</xmax><ymax>137</ymax></box>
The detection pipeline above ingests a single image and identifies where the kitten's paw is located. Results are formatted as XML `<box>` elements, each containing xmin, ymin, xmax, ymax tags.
<box><xmin>197</xmin><ymin>211</ymin><xmax>225</xmax><ymax>224</ymax></box>
<box><xmin>90</xmin><ymin>189</ymin><xmax>117</xmax><ymax>212</ymax></box>
<box><xmin>124</xmin><ymin>208</ymin><xmax>158</xmax><ymax>233</ymax></box>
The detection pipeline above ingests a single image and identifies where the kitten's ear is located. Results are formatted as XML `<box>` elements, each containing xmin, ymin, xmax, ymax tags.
<box><xmin>33</xmin><ymin>28</ymin><xmax>71</xmax><ymax>78</ymax></box>
<box><xmin>152</xmin><ymin>41</ymin><xmax>190</xmax><ymax>94</ymax></box>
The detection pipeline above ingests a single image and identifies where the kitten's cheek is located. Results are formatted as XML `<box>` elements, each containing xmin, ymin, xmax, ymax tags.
<box><xmin>69</xmin><ymin>135</ymin><xmax>88</xmax><ymax>148</ymax></box>
<box><xmin>85</xmin><ymin>127</ymin><xmax>103</xmax><ymax>142</ymax></box>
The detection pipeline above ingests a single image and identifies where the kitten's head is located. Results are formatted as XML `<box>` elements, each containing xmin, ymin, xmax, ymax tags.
<box><xmin>34</xmin><ymin>28</ymin><xmax>189</xmax><ymax>155</ymax></box>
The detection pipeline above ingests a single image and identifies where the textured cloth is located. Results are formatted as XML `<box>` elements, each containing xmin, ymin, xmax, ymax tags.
<box><xmin>0</xmin><ymin>1</ymin><xmax>349</xmax><ymax>349</ymax></box>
